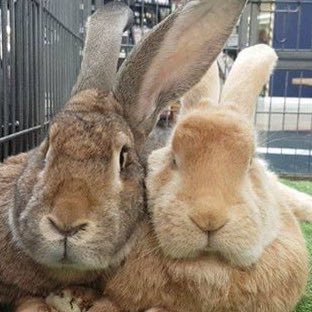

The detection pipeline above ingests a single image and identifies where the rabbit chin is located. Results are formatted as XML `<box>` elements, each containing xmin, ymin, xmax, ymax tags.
<box><xmin>32</xmin><ymin>227</ymin><xmax>140</xmax><ymax>271</ymax></box>
<box><xmin>156</xmin><ymin>221</ymin><xmax>270</xmax><ymax>268</ymax></box>
<box><xmin>159</xmin><ymin>234</ymin><xmax>266</xmax><ymax>268</ymax></box>
<box><xmin>9</xmin><ymin>212</ymin><xmax>141</xmax><ymax>271</ymax></box>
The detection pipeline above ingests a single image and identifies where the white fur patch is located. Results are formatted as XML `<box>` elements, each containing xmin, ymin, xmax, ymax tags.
<box><xmin>46</xmin><ymin>290</ymin><xmax>83</xmax><ymax>312</ymax></box>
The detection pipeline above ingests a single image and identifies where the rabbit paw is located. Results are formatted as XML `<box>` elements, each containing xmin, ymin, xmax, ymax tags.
<box><xmin>15</xmin><ymin>297</ymin><xmax>58</xmax><ymax>312</ymax></box>
<box><xmin>46</xmin><ymin>287</ymin><xmax>100</xmax><ymax>312</ymax></box>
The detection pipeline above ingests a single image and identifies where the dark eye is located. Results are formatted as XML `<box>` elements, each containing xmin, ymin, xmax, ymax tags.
<box><xmin>119</xmin><ymin>145</ymin><xmax>129</xmax><ymax>172</ymax></box>
<box><xmin>250</xmin><ymin>156</ymin><xmax>254</xmax><ymax>167</ymax></box>
<box><xmin>172</xmin><ymin>156</ymin><xmax>178</xmax><ymax>169</ymax></box>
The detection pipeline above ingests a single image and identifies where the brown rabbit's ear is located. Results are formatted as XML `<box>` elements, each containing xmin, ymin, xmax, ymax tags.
<box><xmin>114</xmin><ymin>0</ymin><xmax>247</xmax><ymax>149</ymax></box>
<box><xmin>220</xmin><ymin>44</ymin><xmax>278</xmax><ymax>120</ymax></box>
<box><xmin>180</xmin><ymin>61</ymin><xmax>220</xmax><ymax>115</ymax></box>
<box><xmin>71</xmin><ymin>2</ymin><xmax>133</xmax><ymax>95</ymax></box>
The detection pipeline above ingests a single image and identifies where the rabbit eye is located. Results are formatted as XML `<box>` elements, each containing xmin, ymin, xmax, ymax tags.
<box><xmin>119</xmin><ymin>145</ymin><xmax>129</xmax><ymax>172</ymax></box>
<box><xmin>249</xmin><ymin>157</ymin><xmax>254</xmax><ymax>167</ymax></box>
<box><xmin>171</xmin><ymin>157</ymin><xmax>178</xmax><ymax>169</ymax></box>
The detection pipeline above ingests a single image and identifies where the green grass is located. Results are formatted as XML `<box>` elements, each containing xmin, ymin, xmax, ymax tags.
<box><xmin>281</xmin><ymin>179</ymin><xmax>312</xmax><ymax>312</ymax></box>
<box><xmin>282</xmin><ymin>179</ymin><xmax>312</xmax><ymax>196</ymax></box>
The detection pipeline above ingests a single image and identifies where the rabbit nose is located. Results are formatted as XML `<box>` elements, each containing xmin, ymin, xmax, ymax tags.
<box><xmin>48</xmin><ymin>216</ymin><xmax>88</xmax><ymax>237</ymax></box>
<box><xmin>189</xmin><ymin>210</ymin><xmax>228</xmax><ymax>233</ymax></box>
<box><xmin>50</xmin><ymin>187</ymin><xmax>91</xmax><ymax>236</ymax></box>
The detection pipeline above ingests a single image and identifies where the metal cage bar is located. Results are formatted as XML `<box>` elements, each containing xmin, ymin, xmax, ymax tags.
<box><xmin>2</xmin><ymin>0</ymin><xmax>309</xmax><ymax>177</ymax></box>
<box><xmin>0</xmin><ymin>0</ymin><xmax>84</xmax><ymax>160</ymax></box>
<box><xmin>233</xmin><ymin>0</ymin><xmax>312</xmax><ymax>177</ymax></box>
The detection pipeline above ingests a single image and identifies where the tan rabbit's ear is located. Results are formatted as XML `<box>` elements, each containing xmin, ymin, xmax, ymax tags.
<box><xmin>114</xmin><ymin>0</ymin><xmax>247</xmax><ymax>148</ymax></box>
<box><xmin>220</xmin><ymin>44</ymin><xmax>278</xmax><ymax>120</ymax></box>
<box><xmin>71</xmin><ymin>2</ymin><xmax>133</xmax><ymax>95</ymax></box>
<box><xmin>180</xmin><ymin>61</ymin><xmax>220</xmax><ymax>115</ymax></box>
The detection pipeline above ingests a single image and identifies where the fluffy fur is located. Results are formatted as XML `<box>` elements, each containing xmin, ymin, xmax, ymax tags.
<box><xmin>0</xmin><ymin>90</ymin><xmax>144</xmax><ymax>305</ymax></box>
<box><xmin>0</xmin><ymin>4</ymin><xmax>142</xmax><ymax>308</ymax></box>
<box><xmin>78</xmin><ymin>45</ymin><xmax>308</xmax><ymax>312</ymax></box>
<box><xmin>1</xmin><ymin>0</ymin><xmax>247</xmax><ymax>310</ymax></box>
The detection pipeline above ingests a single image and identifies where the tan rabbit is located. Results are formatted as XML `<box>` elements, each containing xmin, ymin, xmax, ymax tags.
<box><xmin>181</xmin><ymin>59</ymin><xmax>312</xmax><ymax>224</ymax></box>
<box><xmin>74</xmin><ymin>45</ymin><xmax>308</xmax><ymax>312</ymax></box>
<box><xmin>0</xmin><ymin>0</ymin><xmax>248</xmax><ymax>311</ymax></box>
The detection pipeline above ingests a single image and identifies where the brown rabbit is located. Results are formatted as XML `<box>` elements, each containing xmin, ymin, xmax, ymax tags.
<box><xmin>0</xmin><ymin>0</ymin><xmax>248</xmax><ymax>311</ymax></box>
<box><xmin>73</xmin><ymin>45</ymin><xmax>307</xmax><ymax>312</ymax></box>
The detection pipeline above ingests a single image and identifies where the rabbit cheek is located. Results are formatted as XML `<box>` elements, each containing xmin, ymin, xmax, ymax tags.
<box><xmin>208</xmin><ymin>215</ymin><xmax>263</xmax><ymax>267</ymax></box>
<box><xmin>152</xmin><ymin>196</ymin><xmax>208</xmax><ymax>259</ymax></box>
<box><xmin>13</xmin><ymin>201</ymin><xmax>63</xmax><ymax>266</ymax></box>
<box><xmin>11</xmin><ymin>174</ymin><xmax>51</xmax><ymax>248</ymax></box>
<box><xmin>148</xmin><ymin>161</ymin><xmax>209</xmax><ymax>258</ymax></box>
<box><xmin>16</xmin><ymin>209</ymin><xmax>63</xmax><ymax>266</ymax></box>
<box><xmin>147</xmin><ymin>147</ymin><xmax>172</xmax><ymax>193</ymax></box>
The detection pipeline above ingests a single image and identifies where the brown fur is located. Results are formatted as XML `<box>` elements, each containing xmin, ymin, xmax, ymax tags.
<box><xmin>83</xmin><ymin>45</ymin><xmax>309</xmax><ymax>312</ymax></box>
<box><xmin>4</xmin><ymin>1</ymin><xmax>248</xmax><ymax>310</ymax></box>
<box><xmin>89</xmin><ymin>107</ymin><xmax>308</xmax><ymax>312</ymax></box>
<box><xmin>0</xmin><ymin>90</ymin><xmax>145</xmax><ymax>306</ymax></box>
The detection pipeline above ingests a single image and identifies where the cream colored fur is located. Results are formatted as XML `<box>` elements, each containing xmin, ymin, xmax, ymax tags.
<box><xmin>220</xmin><ymin>44</ymin><xmax>277</xmax><ymax>118</ymax></box>
<box><xmin>99</xmin><ymin>44</ymin><xmax>308</xmax><ymax>312</ymax></box>
<box><xmin>11</xmin><ymin>1</ymin><xmax>248</xmax><ymax>311</ymax></box>
<box><xmin>180</xmin><ymin>61</ymin><xmax>220</xmax><ymax>114</ymax></box>
<box><xmin>181</xmin><ymin>43</ymin><xmax>312</xmax><ymax>223</ymax></box>
<box><xmin>51</xmin><ymin>45</ymin><xmax>309</xmax><ymax>312</ymax></box>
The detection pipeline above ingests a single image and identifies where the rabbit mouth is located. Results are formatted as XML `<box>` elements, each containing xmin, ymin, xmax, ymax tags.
<box><xmin>50</xmin><ymin>220</ymin><xmax>142</xmax><ymax>270</ymax></box>
<box><xmin>57</xmin><ymin>239</ymin><xmax>78</xmax><ymax>267</ymax></box>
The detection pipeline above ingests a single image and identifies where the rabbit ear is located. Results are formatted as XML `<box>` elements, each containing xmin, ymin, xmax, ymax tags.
<box><xmin>71</xmin><ymin>2</ymin><xmax>133</xmax><ymax>95</ymax></box>
<box><xmin>220</xmin><ymin>44</ymin><xmax>278</xmax><ymax>120</ymax></box>
<box><xmin>114</xmin><ymin>0</ymin><xmax>247</xmax><ymax>148</ymax></box>
<box><xmin>180</xmin><ymin>61</ymin><xmax>220</xmax><ymax>115</ymax></box>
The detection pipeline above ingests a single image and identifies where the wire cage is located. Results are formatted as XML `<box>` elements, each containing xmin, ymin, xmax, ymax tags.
<box><xmin>0</xmin><ymin>0</ymin><xmax>311</xmax><ymax>177</ymax></box>
<box><xmin>0</xmin><ymin>0</ymin><xmax>173</xmax><ymax>161</ymax></box>
<box><xmin>234</xmin><ymin>0</ymin><xmax>312</xmax><ymax>178</ymax></box>
<box><xmin>0</xmin><ymin>0</ymin><xmax>84</xmax><ymax>160</ymax></box>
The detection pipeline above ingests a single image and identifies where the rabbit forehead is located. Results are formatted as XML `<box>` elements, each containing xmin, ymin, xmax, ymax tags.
<box><xmin>49</xmin><ymin>111</ymin><xmax>133</xmax><ymax>161</ymax></box>
<box><xmin>172</xmin><ymin>111</ymin><xmax>254</xmax><ymax>162</ymax></box>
